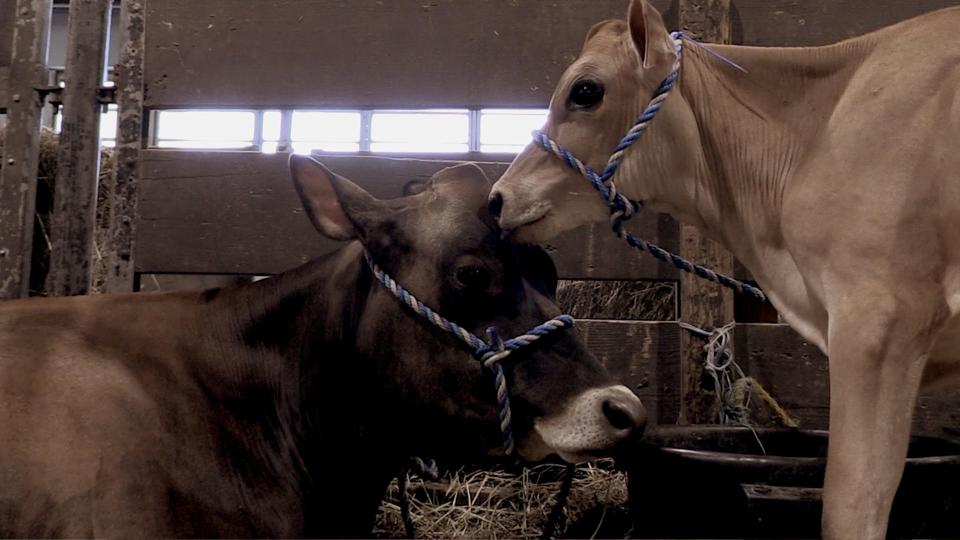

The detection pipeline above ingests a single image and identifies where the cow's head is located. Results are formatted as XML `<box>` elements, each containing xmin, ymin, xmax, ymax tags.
<box><xmin>290</xmin><ymin>154</ymin><xmax>645</xmax><ymax>462</ymax></box>
<box><xmin>489</xmin><ymin>0</ymin><xmax>698</xmax><ymax>242</ymax></box>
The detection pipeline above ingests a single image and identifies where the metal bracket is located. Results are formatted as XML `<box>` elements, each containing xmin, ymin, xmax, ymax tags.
<box><xmin>34</xmin><ymin>84</ymin><xmax>116</xmax><ymax>115</ymax></box>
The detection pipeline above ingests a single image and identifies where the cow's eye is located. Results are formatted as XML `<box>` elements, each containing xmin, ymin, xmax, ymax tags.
<box><xmin>455</xmin><ymin>265</ymin><xmax>492</xmax><ymax>292</ymax></box>
<box><xmin>569</xmin><ymin>80</ymin><xmax>604</xmax><ymax>109</ymax></box>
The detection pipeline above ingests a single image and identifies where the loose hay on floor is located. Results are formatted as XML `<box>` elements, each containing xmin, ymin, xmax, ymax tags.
<box><xmin>375</xmin><ymin>460</ymin><xmax>631</xmax><ymax>539</ymax></box>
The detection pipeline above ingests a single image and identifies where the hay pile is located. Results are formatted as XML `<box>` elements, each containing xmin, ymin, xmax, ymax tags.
<box><xmin>375</xmin><ymin>460</ymin><xmax>631</xmax><ymax>539</ymax></box>
<box><xmin>0</xmin><ymin>127</ymin><xmax>114</xmax><ymax>295</ymax></box>
<box><xmin>557</xmin><ymin>280</ymin><xmax>676</xmax><ymax>321</ymax></box>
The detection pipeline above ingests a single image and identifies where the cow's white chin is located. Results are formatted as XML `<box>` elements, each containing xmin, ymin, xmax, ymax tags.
<box><xmin>526</xmin><ymin>385</ymin><xmax>647</xmax><ymax>462</ymax></box>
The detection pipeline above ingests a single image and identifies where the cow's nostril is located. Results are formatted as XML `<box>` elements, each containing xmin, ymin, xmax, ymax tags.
<box><xmin>488</xmin><ymin>191</ymin><xmax>504</xmax><ymax>219</ymax></box>
<box><xmin>602</xmin><ymin>399</ymin><xmax>636</xmax><ymax>431</ymax></box>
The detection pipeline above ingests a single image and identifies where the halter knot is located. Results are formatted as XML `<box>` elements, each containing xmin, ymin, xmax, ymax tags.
<box><xmin>476</xmin><ymin>326</ymin><xmax>512</xmax><ymax>367</ymax></box>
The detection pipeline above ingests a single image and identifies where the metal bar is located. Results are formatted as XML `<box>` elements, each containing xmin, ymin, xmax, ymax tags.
<box><xmin>0</xmin><ymin>0</ymin><xmax>53</xmax><ymax>299</ymax></box>
<box><xmin>359</xmin><ymin>110</ymin><xmax>373</xmax><ymax>152</ymax></box>
<box><xmin>97</xmin><ymin>0</ymin><xmax>144</xmax><ymax>293</ymax></box>
<box><xmin>277</xmin><ymin>109</ymin><xmax>293</xmax><ymax>153</ymax></box>
<box><xmin>46</xmin><ymin>0</ymin><xmax>112</xmax><ymax>296</ymax></box>
<box><xmin>677</xmin><ymin>0</ymin><xmax>736</xmax><ymax>424</ymax></box>
<box><xmin>468</xmin><ymin>109</ymin><xmax>481</xmax><ymax>153</ymax></box>
<box><xmin>252</xmin><ymin>110</ymin><xmax>264</xmax><ymax>149</ymax></box>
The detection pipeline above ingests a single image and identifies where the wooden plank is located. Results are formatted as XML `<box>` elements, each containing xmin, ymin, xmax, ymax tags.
<box><xmin>731</xmin><ymin>0</ymin><xmax>960</xmax><ymax>47</ymax></box>
<box><xmin>546</xmin><ymin>215</ymin><xmax>680</xmax><ymax>281</ymax></box>
<box><xmin>735</xmin><ymin>323</ymin><xmax>829</xmax><ymax>429</ymax></box>
<box><xmin>97</xmin><ymin>0</ymin><xmax>145</xmax><ymax>293</ymax></box>
<box><xmin>677</xmin><ymin>0</ymin><xmax>736</xmax><ymax>424</ymax></box>
<box><xmin>0</xmin><ymin>0</ymin><xmax>11</xmax><ymax>107</ymax></box>
<box><xmin>46</xmin><ymin>0</ymin><xmax>112</xmax><ymax>296</ymax></box>
<box><xmin>143</xmin><ymin>0</ymin><xmax>672</xmax><ymax>109</ymax></box>
<box><xmin>0</xmin><ymin>67</ymin><xmax>9</xmax><ymax>109</ymax></box>
<box><xmin>577</xmin><ymin>321</ymin><xmax>681</xmax><ymax>426</ymax></box>
<box><xmin>0</xmin><ymin>0</ymin><xmax>14</xmax><ymax>70</ymax></box>
<box><xmin>138</xmin><ymin>273</ymin><xmax>252</xmax><ymax>292</ymax></box>
<box><xmin>735</xmin><ymin>323</ymin><xmax>960</xmax><ymax>438</ymax></box>
<box><xmin>134</xmin><ymin>150</ymin><xmax>680</xmax><ymax>279</ymax></box>
<box><xmin>0</xmin><ymin>0</ymin><xmax>52</xmax><ymax>299</ymax></box>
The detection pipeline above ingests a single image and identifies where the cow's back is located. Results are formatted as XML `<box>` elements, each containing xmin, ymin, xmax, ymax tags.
<box><xmin>0</xmin><ymin>292</ymin><xmax>212</xmax><ymax>536</ymax></box>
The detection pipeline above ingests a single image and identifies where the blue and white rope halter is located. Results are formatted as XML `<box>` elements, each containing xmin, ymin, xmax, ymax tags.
<box><xmin>364</xmin><ymin>252</ymin><xmax>575</xmax><ymax>456</ymax></box>
<box><xmin>532</xmin><ymin>32</ymin><xmax>766</xmax><ymax>302</ymax></box>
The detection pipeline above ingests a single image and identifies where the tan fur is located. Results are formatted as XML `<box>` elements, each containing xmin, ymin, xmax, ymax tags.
<box><xmin>492</xmin><ymin>3</ymin><xmax>960</xmax><ymax>538</ymax></box>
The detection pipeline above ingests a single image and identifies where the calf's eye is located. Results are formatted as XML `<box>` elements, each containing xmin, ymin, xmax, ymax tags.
<box><xmin>455</xmin><ymin>266</ymin><xmax>492</xmax><ymax>292</ymax></box>
<box><xmin>569</xmin><ymin>80</ymin><xmax>604</xmax><ymax>109</ymax></box>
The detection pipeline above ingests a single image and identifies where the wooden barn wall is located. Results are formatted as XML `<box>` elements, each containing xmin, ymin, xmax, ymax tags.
<box><xmin>731</xmin><ymin>0</ymin><xmax>960</xmax><ymax>46</ymax></box>
<box><xmin>136</xmin><ymin>150</ymin><xmax>680</xmax><ymax>280</ymax></box>
<box><xmin>141</xmin><ymin>0</ymin><xmax>960</xmax><ymax>109</ymax></box>
<box><xmin>735</xmin><ymin>324</ymin><xmax>960</xmax><ymax>439</ymax></box>
<box><xmin>142</xmin><ymin>0</ymin><xmax>674</xmax><ymax>108</ymax></box>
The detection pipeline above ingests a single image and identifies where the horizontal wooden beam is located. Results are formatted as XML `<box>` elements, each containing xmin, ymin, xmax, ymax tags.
<box><xmin>134</xmin><ymin>150</ymin><xmax>680</xmax><ymax>279</ymax></box>
<box><xmin>143</xmin><ymin>0</ymin><xmax>673</xmax><ymax>108</ymax></box>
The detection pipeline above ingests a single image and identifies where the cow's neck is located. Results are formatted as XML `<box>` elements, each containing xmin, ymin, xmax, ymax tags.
<box><xmin>195</xmin><ymin>242</ymin><xmax>396</xmax><ymax>533</ymax></box>
<box><xmin>628</xmin><ymin>38</ymin><xmax>872</xmax><ymax>282</ymax></box>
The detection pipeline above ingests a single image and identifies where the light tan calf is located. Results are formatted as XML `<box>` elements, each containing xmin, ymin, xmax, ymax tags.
<box><xmin>490</xmin><ymin>1</ymin><xmax>960</xmax><ymax>538</ymax></box>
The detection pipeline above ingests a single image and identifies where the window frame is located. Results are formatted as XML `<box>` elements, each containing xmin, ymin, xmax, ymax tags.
<box><xmin>144</xmin><ymin>107</ymin><xmax>549</xmax><ymax>156</ymax></box>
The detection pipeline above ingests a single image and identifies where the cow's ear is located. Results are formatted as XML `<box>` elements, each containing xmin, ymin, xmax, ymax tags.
<box><xmin>289</xmin><ymin>155</ymin><xmax>385</xmax><ymax>241</ymax></box>
<box><xmin>627</xmin><ymin>0</ymin><xmax>674</xmax><ymax>69</ymax></box>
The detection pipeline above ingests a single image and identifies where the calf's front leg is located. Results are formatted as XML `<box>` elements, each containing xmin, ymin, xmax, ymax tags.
<box><xmin>821</xmin><ymin>312</ymin><xmax>931</xmax><ymax>540</ymax></box>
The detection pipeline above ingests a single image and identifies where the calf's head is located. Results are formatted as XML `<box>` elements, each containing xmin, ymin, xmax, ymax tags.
<box><xmin>290</xmin><ymin>155</ymin><xmax>645</xmax><ymax>462</ymax></box>
<box><xmin>490</xmin><ymin>0</ymin><xmax>700</xmax><ymax>242</ymax></box>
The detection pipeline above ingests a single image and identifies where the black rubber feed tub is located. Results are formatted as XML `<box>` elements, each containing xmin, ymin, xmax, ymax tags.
<box><xmin>627</xmin><ymin>427</ymin><xmax>960</xmax><ymax>538</ymax></box>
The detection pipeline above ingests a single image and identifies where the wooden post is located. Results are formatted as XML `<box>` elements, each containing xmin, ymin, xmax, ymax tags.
<box><xmin>0</xmin><ymin>0</ymin><xmax>52</xmax><ymax>299</ymax></box>
<box><xmin>677</xmin><ymin>0</ymin><xmax>735</xmax><ymax>424</ymax></box>
<box><xmin>46</xmin><ymin>0</ymin><xmax>112</xmax><ymax>296</ymax></box>
<box><xmin>97</xmin><ymin>0</ymin><xmax>145</xmax><ymax>294</ymax></box>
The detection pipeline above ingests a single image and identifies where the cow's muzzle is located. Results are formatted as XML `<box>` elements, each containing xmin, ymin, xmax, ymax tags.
<box><xmin>532</xmin><ymin>385</ymin><xmax>646</xmax><ymax>462</ymax></box>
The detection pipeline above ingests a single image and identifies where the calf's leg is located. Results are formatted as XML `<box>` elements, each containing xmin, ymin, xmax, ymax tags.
<box><xmin>821</xmin><ymin>311</ymin><xmax>931</xmax><ymax>540</ymax></box>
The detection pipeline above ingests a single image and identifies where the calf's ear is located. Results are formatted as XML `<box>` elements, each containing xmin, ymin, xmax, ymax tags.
<box><xmin>289</xmin><ymin>154</ymin><xmax>386</xmax><ymax>242</ymax></box>
<box><xmin>627</xmin><ymin>0</ymin><xmax>674</xmax><ymax>70</ymax></box>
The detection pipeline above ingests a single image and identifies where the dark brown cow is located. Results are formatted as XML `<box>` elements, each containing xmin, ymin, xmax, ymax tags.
<box><xmin>0</xmin><ymin>156</ymin><xmax>645</xmax><ymax>538</ymax></box>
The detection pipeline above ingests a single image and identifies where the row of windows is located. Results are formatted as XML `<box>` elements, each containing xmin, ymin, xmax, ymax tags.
<box><xmin>89</xmin><ymin>108</ymin><xmax>549</xmax><ymax>154</ymax></box>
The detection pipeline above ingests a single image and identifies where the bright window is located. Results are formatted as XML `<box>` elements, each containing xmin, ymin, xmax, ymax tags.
<box><xmin>99</xmin><ymin>105</ymin><xmax>117</xmax><ymax>147</ymax></box>
<box><xmin>155</xmin><ymin>110</ymin><xmax>255</xmax><ymax>149</ymax></box>
<box><xmin>479</xmin><ymin>108</ymin><xmax>548</xmax><ymax>153</ymax></box>
<box><xmin>370</xmin><ymin>109</ymin><xmax>469</xmax><ymax>153</ymax></box>
<box><xmin>291</xmin><ymin>111</ymin><xmax>361</xmax><ymax>154</ymax></box>
<box><xmin>144</xmin><ymin>107</ymin><xmax>549</xmax><ymax>155</ymax></box>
